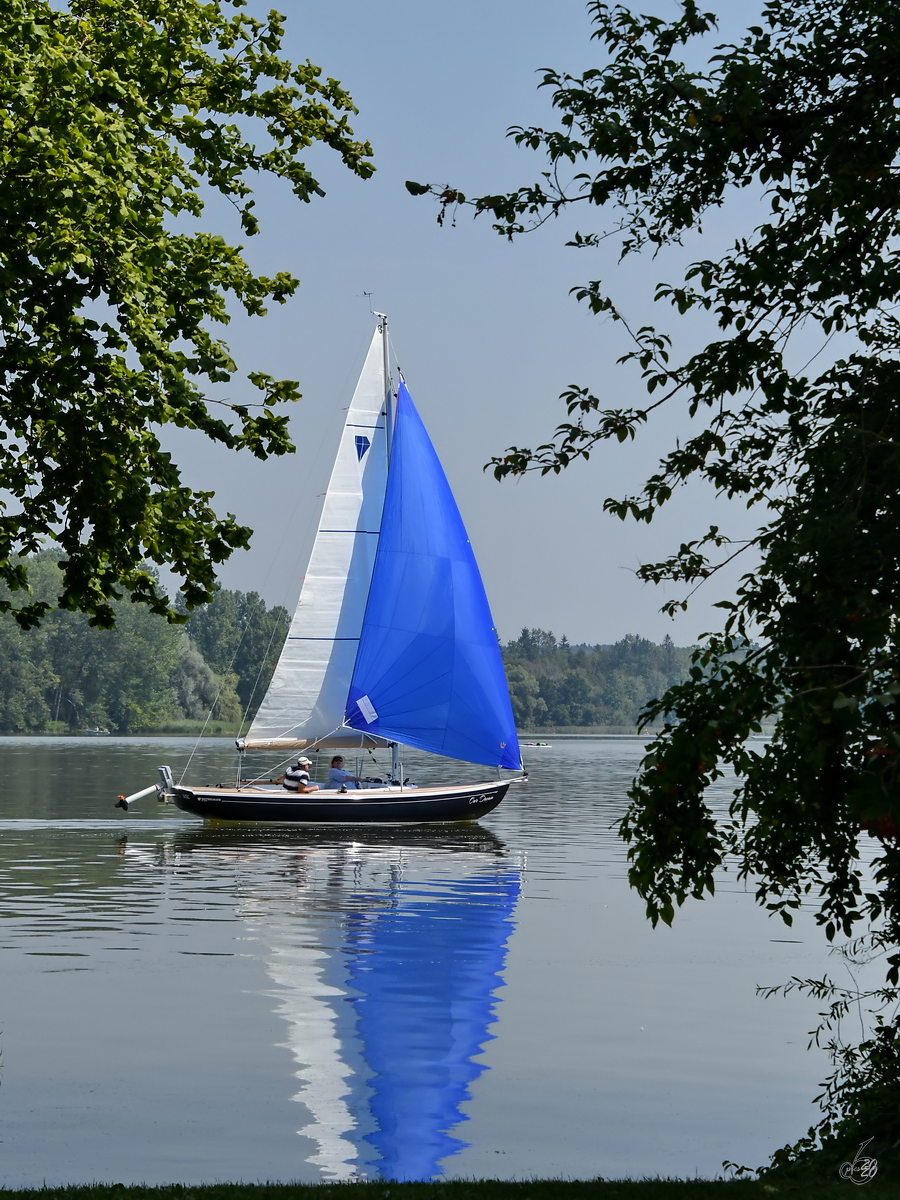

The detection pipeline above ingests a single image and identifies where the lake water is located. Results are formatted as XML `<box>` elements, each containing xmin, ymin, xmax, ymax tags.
<box><xmin>0</xmin><ymin>736</ymin><xmax>837</xmax><ymax>1185</ymax></box>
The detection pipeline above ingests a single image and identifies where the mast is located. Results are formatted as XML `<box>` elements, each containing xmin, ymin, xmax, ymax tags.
<box><xmin>375</xmin><ymin>311</ymin><xmax>392</xmax><ymax>460</ymax></box>
<box><xmin>375</xmin><ymin>311</ymin><xmax>400</xmax><ymax>782</ymax></box>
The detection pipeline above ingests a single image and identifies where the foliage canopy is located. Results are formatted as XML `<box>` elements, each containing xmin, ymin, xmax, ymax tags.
<box><xmin>0</xmin><ymin>0</ymin><xmax>372</xmax><ymax>628</ymax></box>
<box><xmin>410</xmin><ymin>0</ymin><xmax>900</xmax><ymax>1168</ymax></box>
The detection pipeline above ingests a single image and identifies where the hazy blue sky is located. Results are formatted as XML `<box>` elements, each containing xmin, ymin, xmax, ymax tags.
<box><xmin>167</xmin><ymin>1</ymin><xmax>765</xmax><ymax>645</ymax></box>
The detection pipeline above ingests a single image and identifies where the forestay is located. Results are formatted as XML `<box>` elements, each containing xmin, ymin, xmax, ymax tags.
<box><xmin>346</xmin><ymin>383</ymin><xmax>523</xmax><ymax>770</ymax></box>
<box><xmin>245</xmin><ymin>329</ymin><xmax>390</xmax><ymax>750</ymax></box>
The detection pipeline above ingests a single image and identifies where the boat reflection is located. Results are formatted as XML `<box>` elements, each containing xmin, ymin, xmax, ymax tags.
<box><xmin>167</xmin><ymin>827</ymin><xmax>522</xmax><ymax>1181</ymax></box>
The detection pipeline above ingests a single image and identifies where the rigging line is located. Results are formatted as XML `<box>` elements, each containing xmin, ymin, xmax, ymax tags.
<box><xmin>178</xmin><ymin>629</ymin><xmax>255</xmax><ymax>784</ymax></box>
<box><xmin>176</xmin><ymin>327</ymin><xmax>383</xmax><ymax>785</ymax></box>
<box><xmin>178</xmin><ymin>571</ymin><xmax>302</xmax><ymax>785</ymax></box>
<box><xmin>178</xmin><ymin>666</ymin><xmax>238</xmax><ymax>785</ymax></box>
<box><xmin>179</xmin><ymin>427</ymin><xmax>337</xmax><ymax>787</ymax></box>
<box><xmin>222</xmin><ymin>335</ymin><xmax>368</xmax><ymax>627</ymax></box>
<box><xmin>180</xmin><ymin>550</ymin><xmax>305</xmax><ymax>784</ymax></box>
<box><xmin>234</xmin><ymin>610</ymin><xmax>291</xmax><ymax>744</ymax></box>
<box><xmin>387</xmin><ymin>331</ymin><xmax>401</xmax><ymax>390</ymax></box>
<box><xmin>242</xmin><ymin>326</ymin><xmax>387</xmax><ymax>749</ymax></box>
<box><xmin>260</xmin><ymin>325</ymin><xmax>375</xmax><ymax>591</ymax></box>
<box><xmin>242</xmin><ymin>750</ymin><xmax>300</xmax><ymax>786</ymax></box>
<box><xmin>249</xmin><ymin>323</ymin><xmax>375</xmax><ymax>608</ymax></box>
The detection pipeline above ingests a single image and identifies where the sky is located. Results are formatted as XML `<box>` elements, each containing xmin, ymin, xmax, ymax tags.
<box><xmin>164</xmin><ymin>0</ymin><xmax>767</xmax><ymax>646</ymax></box>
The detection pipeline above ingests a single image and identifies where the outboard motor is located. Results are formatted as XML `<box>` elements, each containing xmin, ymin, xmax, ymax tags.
<box><xmin>157</xmin><ymin>764</ymin><xmax>175</xmax><ymax>800</ymax></box>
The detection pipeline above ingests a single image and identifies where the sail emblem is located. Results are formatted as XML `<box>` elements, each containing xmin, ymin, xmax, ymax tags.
<box><xmin>356</xmin><ymin>694</ymin><xmax>378</xmax><ymax>724</ymax></box>
<box><xmin>355</xmin><ymin>435</ymin><xmax>371</xmax><ymax>461</ymax></box>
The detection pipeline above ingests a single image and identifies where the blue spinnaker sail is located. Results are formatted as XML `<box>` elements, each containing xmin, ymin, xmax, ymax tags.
<box><xmin>345</xmin><ymin>868</ymin><xmax>521</xmax><ymax>1180</ymax></box>
<box><xmin>345</xmin><ymin>382</ymin><xmax>522</xmax><ymax>770</ymax></box>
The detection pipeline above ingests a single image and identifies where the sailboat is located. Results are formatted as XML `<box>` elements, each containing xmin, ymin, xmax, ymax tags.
<box><xmin>148</xmin><ymin>318</ymin><xmax>523</xmax><ymax>824</ymax></box>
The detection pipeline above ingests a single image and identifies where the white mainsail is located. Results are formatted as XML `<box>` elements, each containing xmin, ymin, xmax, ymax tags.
<box><xmin>244</xmin><ymin>328</ymin><xmax>390</xmax><ymax>750</ymax></box>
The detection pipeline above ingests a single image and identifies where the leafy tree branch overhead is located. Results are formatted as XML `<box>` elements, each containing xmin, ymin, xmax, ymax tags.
<box><xmin>410</xmin><ymin>0</ymin><xmax>900</xmax><ymax>1172</ymax></box>
<box><xmin>0</xmin><ymin>0</ymin><xmax>373</xmax><ymax>628</ymax></box>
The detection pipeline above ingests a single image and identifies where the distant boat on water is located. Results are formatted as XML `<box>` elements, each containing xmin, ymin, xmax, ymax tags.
<box><xmin>84</xmin><ymin>728</ymin><xmax>110</xmax><ymax>736</ymax></box>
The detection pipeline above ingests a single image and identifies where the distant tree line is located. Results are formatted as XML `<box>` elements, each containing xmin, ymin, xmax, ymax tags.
<box><xmin>0</xmin><ymin>557</ymin><xmax>691</xmax><ymax>734</ymax></box>
<box><xmin>502</xmin><ymin>629</ymin><xmax>693</xmax><ymax>728</ymax></box>
<box><xmin>0</xmin><ymin>554</ymin><xmax>288</xmax><ymax>732</ymax></box>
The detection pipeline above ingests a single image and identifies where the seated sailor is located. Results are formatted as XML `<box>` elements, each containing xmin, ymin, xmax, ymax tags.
<box><xmin>327</xmin><ymin>755</ymin><xmax>367</xmax><ymax>790</ymax></box>
<box><xmin>277</xmin><ymin>757</ymin><xmax>319</xmax><ymax>793</ymax></box>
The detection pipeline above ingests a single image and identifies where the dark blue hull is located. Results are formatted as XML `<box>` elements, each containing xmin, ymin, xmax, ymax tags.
<box><xmin>172</xmin><ymin>780</ymin><xmax>509</xmax><ymax>824</ymax></box>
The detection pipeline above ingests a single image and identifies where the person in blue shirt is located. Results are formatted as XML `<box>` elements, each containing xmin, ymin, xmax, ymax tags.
<box><xmin>327</xmin><ymin>755</ymin><xmax>366</xmax><ymax>790</ymax></box>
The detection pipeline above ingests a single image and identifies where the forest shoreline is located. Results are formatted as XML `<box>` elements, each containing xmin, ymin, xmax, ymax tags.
<box><xmin>0</xmin><ymin>726</ymin><xmax>653</xmax><ymax>738</ymax></box>
<box><xmin>0</xmin><ymin>556</ymin><xmax>703</xmax><ymax>737</ymax></box>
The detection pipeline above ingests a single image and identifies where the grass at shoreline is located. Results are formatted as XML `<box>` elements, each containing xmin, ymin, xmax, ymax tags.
<box><xmin>0</xmin><ymin>1180</ymin><xmax>891</xmax><ymax>1199</ymax></box>
<box><xmin>132</xmin><ymin>722</ymin><xmax>244</xmax><ymax>737</ymax></box>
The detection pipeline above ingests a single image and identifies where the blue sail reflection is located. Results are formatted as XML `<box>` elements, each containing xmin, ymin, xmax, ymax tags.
<box><xmin>345</xmin><ymin>870</ymin><xmax>521</xmax><ymax>1180</ymax></box>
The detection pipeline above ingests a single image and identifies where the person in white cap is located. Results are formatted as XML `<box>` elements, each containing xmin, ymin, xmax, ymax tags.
<box><xmin>277</xmin><ymin>757</ymin><xmax>319</xmax><ymax>793</ymax></box>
